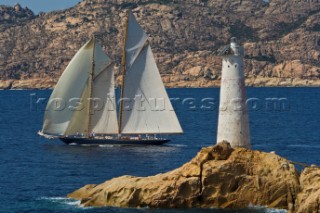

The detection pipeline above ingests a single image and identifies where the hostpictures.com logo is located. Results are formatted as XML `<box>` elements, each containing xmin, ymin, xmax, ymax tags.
<box><xmin>30</xmin><ymin>93</ymin><xmax>290</xmax><ymax>113</ymax></box>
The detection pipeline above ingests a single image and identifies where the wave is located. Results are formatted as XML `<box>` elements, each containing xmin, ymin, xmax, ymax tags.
<box><xmin>248</xmin><ymin>204</ymin><xmax>287</xmax><ymax>213</ymax></box>
<box><xmin>38</xmin><ymin>197</ymin><xmax>85</xmax><ymax>209</ymax></box>
<box><xmin>286</xmin><ymin>144</ymin><xmax>320</xmax><ymax>149</ymax></box>
<box><xmin>37</xmin><ymin>198</ymin><xmax>286</xmax><ymax>212</ymax></box>
<box><xmin>99</xmin><ymin>144</ymin><xmax>115</xmax><ymax>148</ymax></box>
<box><xmin>167</xmin><ymin>144</ymin><xmax>188</xmax><ymax>148</ymax></box>
<box><xmin>264</xmin><ymin>208</ymin><xmax>287</xmax><ymax>213</ymax></box>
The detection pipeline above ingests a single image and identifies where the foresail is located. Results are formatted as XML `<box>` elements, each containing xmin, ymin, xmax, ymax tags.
<box><xmin>42</xmin><ymin>39</ymin><xmax>115</xmax><ymax>136</ymax></box>
<box><xmin>120</xmin><ymin>45</ymin><xmax>183</xmax><ymax>134</ymax></box>
<box><xmin>90</xmin><ymin>66</ymin><xmax>118</xmax><ymax>134</ymax></box>
<box><xmin>42</xmin><ymin>39</ymin><xmax>94</xmax><ymax>135</ymax></box>
<box><xmin>65</xmin><ymin>82</ymin><xmax>90</xmax><ymax>135</ymax></box>
<box><xmin>125</xmin><ymin>11</ymin><xmax>148</xmax><ymax>69</ymax></box>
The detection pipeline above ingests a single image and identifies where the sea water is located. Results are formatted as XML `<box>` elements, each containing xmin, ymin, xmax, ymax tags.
<box><xmin>0</xmin><ymin>88</ymin><xmax>319</xmax><ymax>212</ymax></box>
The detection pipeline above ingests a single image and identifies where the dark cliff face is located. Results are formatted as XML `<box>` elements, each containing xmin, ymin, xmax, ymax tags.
<box><xmin>0</xmin><ymin>0</ymin><xmax>319</xmax><ymax>88</ymax></box>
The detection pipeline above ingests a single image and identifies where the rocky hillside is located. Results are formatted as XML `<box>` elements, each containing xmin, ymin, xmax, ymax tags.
<box><xmin>0</xmin><ymin>0</ymin><xmax>320</xmax><ymax>89</ymax></box>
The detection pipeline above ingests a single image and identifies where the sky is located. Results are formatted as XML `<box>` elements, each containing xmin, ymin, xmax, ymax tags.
<box><xmin>2</xmin><ymin>0</ymin><xmax>81</xmax><ymax>14</ymax></box>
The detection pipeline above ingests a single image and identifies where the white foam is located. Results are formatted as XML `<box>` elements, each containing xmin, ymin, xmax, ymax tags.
<box><xmin>265</xmin><ymin>209</ymin><xmax>287</xmax><ymax>213</ymax></box>
<box><xmin>168</xmin><ymin>144</ymin><xmax>188</xmax><ymax>148</ymax></box>
<box><xmin>39</xmin><ymin>196</ymin><xmax>65</xmax><ymax>201</ymax></box>
<box><xmin>38</xmin><ymin>197</ymin><xmax>82</xmax><ymax>207</ymax></box>
<box><xmin>248</xmin><ymin>204</ymin><xmax>287</xmax><ymax>213</ymax></box>
<box><xmin>65</xmin><ymin>200</ymin><xmax>81</xmax><ymax>206</ymax></box>
<box><xmin>99</xmin><ymin>145</ymin><xmax>115</xmax><ymax>148</ymax></box>
<box><xmin>39</xmin><ymin>197</ymin><xmax>287</xmax><ymax>212</ymax></box>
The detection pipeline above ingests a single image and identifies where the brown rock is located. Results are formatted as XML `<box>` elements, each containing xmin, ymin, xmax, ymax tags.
<box><xmin>183</xmin><ymin>66</ymin><xmax>202</xmax><ymax>77</ymax></box>
<box><xmin>211</xmin><ymin>141</ymin><xmax>234</xmax><ymax>160</ymax></box>
<box><xmin>68</xmin><ymin>142</ymin><xmax>300</xmax><ymax>211</ymax></box>
<box><xmin>295</xmin><ymin>167</ymin><xmax>320</xmax><ymax>213</ymax></box>
<box><xmin>0</xmin><ymin>80</ymin><xmax>14</xmax><ymax>89</ymax></box>
<box><xmin>14</xmin><ymin>4</ymin><xmax>22</xmax><ymax>12</ymax></box>
<box><xmin>160</xmin><ymin>19</ymin><xmax>173</xmax><ymax>31</ymax></box>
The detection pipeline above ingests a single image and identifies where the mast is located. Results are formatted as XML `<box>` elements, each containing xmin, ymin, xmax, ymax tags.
<box><xmin>88</xmin><ymin>35</ymin><xmax>96</xmax><ymax>136</ymax></box>
<box><xmin>118</xmin><ymin>11</ymin><xmax>130</xmax><ymax>135</ymax></box>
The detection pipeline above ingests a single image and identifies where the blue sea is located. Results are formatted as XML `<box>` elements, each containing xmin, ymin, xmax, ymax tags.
<box><xmin>0</xmin><ymin>88</ymin><xmax>319</xmax><ymax>213</ymax></box>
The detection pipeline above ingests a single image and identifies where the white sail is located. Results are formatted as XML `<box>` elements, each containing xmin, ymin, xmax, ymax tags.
<box><xmin>120</xmin><ymin>44</ymin><xmax>183</xmax><ymax>134</ymax></box>
<box><xmin>64</xmin><ymin>82</ymin><xmax>90</xmax><ymax>135</ymax></box>
<box><xmin>42</xmin><ymin>39</ymin><xmax>117</xmax><ymax>136</ymax></box>
<box><xmin>89</xmin><ymin>39</ymin><xmax>118</xmax><ymax>134</ymax></box>
<box><xmin>42</xmin><ymin>39</ymin><xmax>93</xmax><ymax>135</ymax></box>
<box><xmin>90</xmin><ymin>65</ymin><xmax>118</xmax><ymax>134</ymax></box>
<box><xmin>125</xmin><ymin>11</ymin><xmax>148</xmax><ymax>69</ymax></box>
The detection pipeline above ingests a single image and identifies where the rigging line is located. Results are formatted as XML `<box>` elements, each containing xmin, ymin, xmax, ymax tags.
<box><xmin>92</xmin><ymin>61</ymin><xmax>114</xmax><ymax>80</ymax></box>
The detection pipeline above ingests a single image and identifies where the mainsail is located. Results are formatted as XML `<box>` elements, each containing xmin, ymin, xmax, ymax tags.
<box><xmin>42</xmin><ymin>38</ymin><xmax>118</xmax><ymax>136</ymax></box>
<box><xmin>119</xmin><ymin>12</ymin><xmax>183</xmax><ymax>134</ymax></box>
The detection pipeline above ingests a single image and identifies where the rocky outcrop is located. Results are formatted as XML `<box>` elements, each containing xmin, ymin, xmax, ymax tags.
<box><xmin>295</xmin><ymin>167</ymin><xmax>320</xmax><ymax>213</ymax></box>
<box><xmin>0</xmin><ymin>4</ymin><xmax>34</xmax><ymax>29</ymax></box>
<box><xmin>68</xmin><ymin>142</ymin><xmax>301</xmax><ymax>212</ymax></box>
<box><xmin>0</xmin><ymin>0</ymin><xmax>320</xmax><ymax>89</ymax></box>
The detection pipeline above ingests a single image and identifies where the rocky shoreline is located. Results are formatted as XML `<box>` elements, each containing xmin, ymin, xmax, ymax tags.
<box><xmin>67</xmin><ymin>142</ymin><xmax>320</xmax><ymax>213</ymax></box>
<box><xmin>1</xmin><ymin>77</ymin><xmax>320</xmax><ymax>90</ymax></box>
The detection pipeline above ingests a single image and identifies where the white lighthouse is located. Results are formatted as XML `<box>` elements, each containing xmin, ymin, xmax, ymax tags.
<box><xmin>217</xmin><ymin>37</ymin><xmax>250</xmax><ymax>148</ymax></box>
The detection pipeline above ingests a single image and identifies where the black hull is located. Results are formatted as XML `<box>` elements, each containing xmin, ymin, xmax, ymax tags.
<box><xmin>60</xmin><ymin>138</ymin><xmax>170</xmax><ymax>146</ymax></box>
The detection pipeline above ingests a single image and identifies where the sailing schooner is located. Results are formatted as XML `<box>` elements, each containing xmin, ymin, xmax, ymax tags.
<box><xmin>38</xmin><ymin>11</ymin><xmax>183</xmax><ymax>145</ymax></box>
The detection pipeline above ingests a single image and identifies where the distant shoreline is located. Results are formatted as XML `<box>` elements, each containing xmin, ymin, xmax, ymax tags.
<box><xmin>1</xmin><ymin>86</ymin><xmax>320</xmax><ymax>91</ymax></box>
<box><xmin>0</xmin><ymin>78</ymin><xmax>319</xmax><ymax>90</ymax></box>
